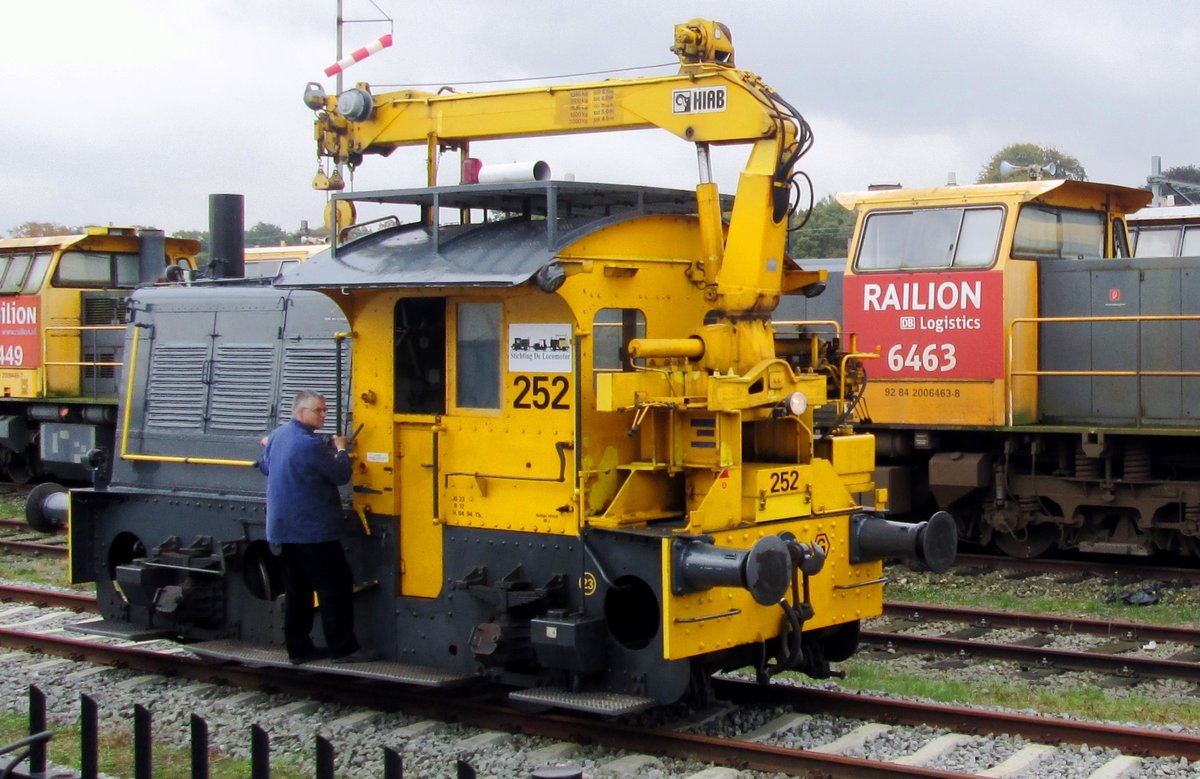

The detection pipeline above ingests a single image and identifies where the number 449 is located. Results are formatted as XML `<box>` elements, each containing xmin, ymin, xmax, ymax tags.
<box><xmin>0</xmin><ymin>345</ymin><xmax>24</xmax><ymax>366</ymax></box>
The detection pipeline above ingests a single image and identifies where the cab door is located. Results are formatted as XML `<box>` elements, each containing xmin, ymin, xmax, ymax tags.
<box><xmin>392</xmin><ymin>298</ymin><xmax>446</xmax><ymax>597</ymax></box>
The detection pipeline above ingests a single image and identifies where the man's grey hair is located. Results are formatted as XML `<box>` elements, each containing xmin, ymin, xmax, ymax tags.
<box><xmin>292</xmin><ymin>389</ymin><xmax>325</xmax><ymax>417</ymax></box>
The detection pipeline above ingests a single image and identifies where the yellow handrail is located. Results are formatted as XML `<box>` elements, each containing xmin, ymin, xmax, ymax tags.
<box><xmin>1005</xmin><ymin>313</ymin><xmax>1200</xmax><ymax>425</ymax></box>
<box><xmin>39</xmin><ymin>324</ymin><xmax>126</xmax><ymax>397</ymax></box>
<box><xmin>118</xmin><ymin>325</ymin><xmax>257</xmax><ymax>468</ymax></box>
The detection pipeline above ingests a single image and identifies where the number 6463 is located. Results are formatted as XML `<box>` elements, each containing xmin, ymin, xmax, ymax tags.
<box><xmin>886</xmin><ymin>343</ymin><xmax>956</xmax><ymax>373</ymax></box>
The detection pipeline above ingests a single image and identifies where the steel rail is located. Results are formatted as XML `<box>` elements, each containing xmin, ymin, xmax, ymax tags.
<box><xmin>0</xmin><ymin>603</ymin><xmax>1194</xmax><ymax>774</ymax></box>
<box><xmin>713</xmin><ymin>677</ymin><xmax>1200</xmax><ymax>760</ymax></box>
<box><xmin>952</xmin><ymin>551</ymin><xmax>1200</xmax><ymax>585</ymax></box>
<box><xmin>861</xmin><ymin>628</ymin><xmax>1200</xmax><ymax>683</ymax></box>
<box><xmin>883</xmin><ymin>600</ymin><xmax>1200</xmax><ymax>644</ymax></box>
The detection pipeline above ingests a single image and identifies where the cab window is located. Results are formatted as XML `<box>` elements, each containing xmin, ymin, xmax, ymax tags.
<box><xmin>1132</xmin><ymin>227</ymin><xmax>1177</xmax><ymax>257</ymax></box>
<box><xmin>24</xmin><ymin>252</ymin><xmax>52</xmax><ymax>293</ymax></box>
<box><xmin>1013</xmin><ymin>206</ymin><xmax>1104</xmax><ymax>260</ymax></box>
<box><xmin>456</xmin><ymin>302</ymin><xmax>500</xmax><ymax>409</ymax></box>
<box><xmin>1182</xmin><ymin>226</ymin><xmax>1200</xmax><ymax>256</ymax></box>
<box><xmin>0</xmin><ymin>253</ymin><xmax>31</xmax><ymax>293</ymax></box>
<box><xmin>54</xmin><ymin>250</ymin><xmax>141</xmax><ymax>288</ymax></box>
<box><xmin>394</xmin><ymin>298</ymin><xmax>446</xmax><ymax>415</ymax></box>
<box><xmin>593</xmin><ymin>308</ymin><xmax>645</xmax><ymax>372</ymax></box>
<box><xmin>243</xmin><ymin>261</ymin><xmax>281</xmax><ymax>279</ymax></box>
<box><xmin>0</xmin><ymin>250</ymin><xmax>54</xmax><ymax>294</ymax></box>
<box><xmin>854</xmin><ymin>206</ymin><xmax>1002</xmax><ymax>271</ymax></box>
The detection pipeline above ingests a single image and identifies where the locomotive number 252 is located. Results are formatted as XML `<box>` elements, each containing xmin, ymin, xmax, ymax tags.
<box><xmin>769</xmin><ymin>469</ymin><xmax>802</xmax><ymax>494</ymax></box>
<box><xmin>512</xmin><ymin>375</ymin><xmax>570</xmax><ymax>409</ymax></box>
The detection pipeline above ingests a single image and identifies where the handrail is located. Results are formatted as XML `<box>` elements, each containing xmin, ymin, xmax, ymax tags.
<box><xmin>39</xmin><ymin>324</ymin><xmax>125</xmax><ymax>397</ymax></box>
<box><xmin>118</xmin><ymin>325</ymin><xmax>257</xmax><ymax>468</ymax></box>
<box><xmin>772</xmin><ymin>318</ymin><xmax>842</xmax><ymax>339</ymax></box>
<box><xmin>1005</xmin><ymin>313</ymin><xmax>1200</xmax><ymax>425</ymax></box>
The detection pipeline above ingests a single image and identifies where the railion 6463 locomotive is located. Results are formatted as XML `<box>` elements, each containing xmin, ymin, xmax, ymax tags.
<box><xmin>61</xmin><ymin>19</ymin><xmax>953</xmax><ymax>714</ymax></box>
<box><xmin>783</xmin><ymin>177</ymin><xmax>1200</xmax><ymax>559</ymax></box>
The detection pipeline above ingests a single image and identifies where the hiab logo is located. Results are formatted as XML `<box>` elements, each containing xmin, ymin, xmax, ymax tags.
<box><xmin>672</xmin><ymin>86</ymin><xmax>727</xmax><ymax>114</ymax></box>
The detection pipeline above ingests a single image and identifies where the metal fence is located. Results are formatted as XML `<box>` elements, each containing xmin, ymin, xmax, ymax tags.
<box><xmin>0</xmin><ymin>684</ymin><xmax>582</xmax><ymax>779</ymax></box>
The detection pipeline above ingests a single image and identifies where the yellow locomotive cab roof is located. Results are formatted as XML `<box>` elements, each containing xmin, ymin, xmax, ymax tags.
<box><xmin>835</xmin><ymin>179</ymin><xmax>1151</xmax><ymax>215</ymax></box>
<box><xmin>0</xmin><ymin>227</ymin><xmax>199</xmax><ymax>257</ymax></box>
<box><xmin>0</xmin><ymin>233</ymin><xmax>90</xmax><ymax>251</ymax></box>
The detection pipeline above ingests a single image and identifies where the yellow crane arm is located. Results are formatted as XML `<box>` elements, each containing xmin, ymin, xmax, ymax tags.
<box><xmin>312</xmin><ymin>67</ymin><xmax>783</xmax><ymax>164</ymax></box>
<box><xmin>304</xmin><ymin>18</ymin><xmax>811</xmax><ymax>313</ymax></box>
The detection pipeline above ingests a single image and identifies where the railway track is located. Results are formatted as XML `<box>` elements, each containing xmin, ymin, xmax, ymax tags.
<box><xmin>0</xmin><ymin>584</ymin><xmax>1193</xmax><ymax>777</ymax></box>
<box><xmin>951</xmin><ymin>551</ymin><xmax>1200</xmax><ymax>586</ymax></box>
<box><xmin>867</xmin><ymin>601</ymin><xmax>1200</xmax><ymax>685</ymax></box>
<box><xmin>0</xmin><ymin>496</ymin><xmax>69</xmax><ymax>557</ymax></box>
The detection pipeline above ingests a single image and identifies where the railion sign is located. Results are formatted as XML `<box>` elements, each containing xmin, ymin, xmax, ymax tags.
<box><xmin>844</xmin><ymin>270</ymin><xmax>1003</xmax><ymax>379</ymax></box>
<box><xmin>0</xmin><ymin>295</ymin><xmax>40</xmax><ymax>368</ymax></box>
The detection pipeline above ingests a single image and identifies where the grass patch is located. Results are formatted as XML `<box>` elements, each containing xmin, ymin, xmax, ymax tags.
<box><xmin>0</xmin><ymin>709</ymin><xmax>316</xmax><ymax>778</ymax></box>
<box><xmin>0</xmin><ymin>553</ymin><xmax>92</xmax><ymax>592</ymax></box>
<box><xmin>0</xmin><ymin>492</ymin><xmax>25</xmax><ymax>520</ymax></box>
<box><xmin>885</xmin><ymin>568</ymin><xmax>1200</xmax><ymax>627</ymax></box>
<box><xmin>828</xmin><ymin>660</ymin><xmax>1200</xmax><ymax>730</ymax></box>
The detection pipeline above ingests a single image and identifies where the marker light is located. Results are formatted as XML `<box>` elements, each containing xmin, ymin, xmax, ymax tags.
<box><xmin>784</xmin><ymin>391</ymin><xmax>808</xmax><ymax>416</ymax></box>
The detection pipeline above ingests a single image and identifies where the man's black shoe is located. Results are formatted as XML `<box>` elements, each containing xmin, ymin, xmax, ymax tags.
<box><xmin>288</xmin><ymin>648</ymin><xmax>330</xmax><ymax>665</ymax></box>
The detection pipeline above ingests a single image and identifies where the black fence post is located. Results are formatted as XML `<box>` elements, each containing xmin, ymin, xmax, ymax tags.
<box><xmin>316</xmin><ymin>734</ymin><xmax>334</xmax><ymax>779</ymax></box>
<box><xmin>251</xmin><ymin>724</ymin><xmax>270</xmax><ymax>779</ymax></box>
<box><xmin>134</xmin><ymin>703</ymin><xmax>152</xmax><ymax>779</ymax></box>
<box><xmin>28</xmin><ymin>685</ymin><xmax>45</xmax><ymax>775</ymax></box>
<box><xmin>191</xmin><ymin>713</ymin><xmax>209</xmax><ymax>779</ymax></box>
<box><xmin>81</xmin><ymin>694</ymin><xmax>99</xmax><ymax>779</ymax></box>
<box><xmin>383</xmin><ymin>746</ymin><xmax>403</xmax><ymax>779</ymax></box>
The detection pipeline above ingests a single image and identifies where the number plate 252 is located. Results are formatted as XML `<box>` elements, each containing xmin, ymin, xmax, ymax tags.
<box><xmin>767</xmin><ymin>468</ymin><xmax>802</xmax><ymax>494</ymax></box>
<box><xmin>512</xmin><ymin>375</ymin><xmax>570</xmax><ymax>410</ymax></box>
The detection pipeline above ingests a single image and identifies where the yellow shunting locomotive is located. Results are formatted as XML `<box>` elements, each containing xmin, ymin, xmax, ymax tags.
<box><xmin>64</xmin><ymin>19</ymin><xmax>953</xmax><ymax>713</ymax></box>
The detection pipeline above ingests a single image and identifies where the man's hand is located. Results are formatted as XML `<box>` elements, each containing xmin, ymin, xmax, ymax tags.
<box><xmin>332</xmin><ymin>435</ymin><xmax>348</xmax><ymax>452</ymax></box>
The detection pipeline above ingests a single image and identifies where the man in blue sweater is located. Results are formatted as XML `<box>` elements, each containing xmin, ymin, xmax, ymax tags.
<box><xmin>260</xmin><ymin>390</ymin><xmax>370</xmax><ymax>664</ymax></box>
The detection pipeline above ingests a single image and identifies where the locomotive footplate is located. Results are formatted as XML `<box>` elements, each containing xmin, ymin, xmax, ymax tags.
<box><xmin>508</xmin><ymin>687</ymin><xmax>654</xmax><ymax>717</ymax></box>
<box><xmin>70</xmin><ymin>618</ymin><xmax>175</xmax><ymax>642</ymax></box>
<box><xmin>186</xmin><ymin>640</ymin><xmax>478</xmax><ymax>687</ymax></box>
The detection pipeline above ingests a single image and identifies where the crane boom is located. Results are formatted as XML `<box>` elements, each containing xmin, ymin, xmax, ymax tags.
<box><xmin>304</xmin><ymin>18</ymin><xmax>816</xmax><ymax>313</ymax></box>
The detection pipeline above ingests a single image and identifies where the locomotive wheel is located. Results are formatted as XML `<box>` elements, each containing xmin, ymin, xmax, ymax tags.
<box><xmin>992</xmin><ymin>524</ymin><xmax>1057</xmax><ymax>558</ymax></box>
<box><xmin>242</xmin><ymin>542</ymin><xmax>284</xmax><ymax>602</ymax></box>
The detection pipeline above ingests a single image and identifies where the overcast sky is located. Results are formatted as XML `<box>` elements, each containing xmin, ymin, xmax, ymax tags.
<box><xmin>2</xmin><ymin>1</ymin><xmax>1196</xmax><ymax>236</ymax></box>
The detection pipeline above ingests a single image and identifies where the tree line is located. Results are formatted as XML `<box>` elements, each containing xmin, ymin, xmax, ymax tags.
<box><xmin>9</xmin><ymin>143</ymin><xmax>1197</xmax><ymax>261</ymax></box>
<box><xmin>3</xmin><ymin>221</ymin><xmax>325</xmax><ymax>251</ymax></box>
